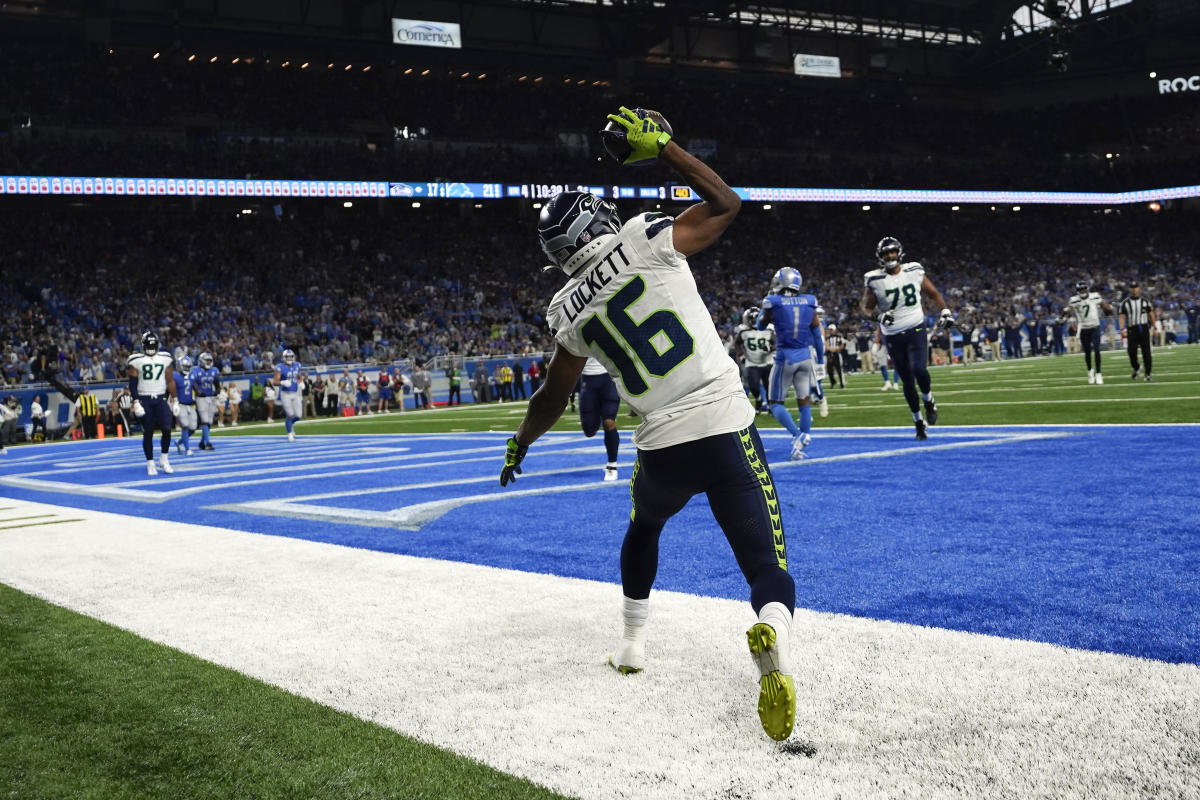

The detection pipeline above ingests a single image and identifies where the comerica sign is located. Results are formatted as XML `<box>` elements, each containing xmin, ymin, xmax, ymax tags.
<box><xmin>1158</xmin><ymin>75</ymin><xmax>1200</xmax><ymax>94</ymax></box>
<box><xmin>391</xmin><ymin>18</ymin><xmax>462</xmax><ymax>49</ymax></box>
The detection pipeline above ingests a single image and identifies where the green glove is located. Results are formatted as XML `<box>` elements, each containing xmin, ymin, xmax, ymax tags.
<box><xmin>500</xmin><ymin>437</ymin><xmax>529</xmax><ymax>487</ymax></box>
<box><xmin>605</xmin><ymin>106</ymin><xmax>673</xmax><ymax>165</ymax></box>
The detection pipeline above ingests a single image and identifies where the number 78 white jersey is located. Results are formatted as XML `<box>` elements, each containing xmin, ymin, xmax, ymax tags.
<box><xmin>126</xmin><ymin>351</ymin><xmax>174</xmax><ymax>395</ymax></box>
<box><xmin>864</xmin><ymin>262</ymin><xmax>927</xmax><ymax>335</ymax></box>
<box><xmin>547</xmin><ymin>211</ymin><xmax>753</xmax><ymax>450</ymax></box>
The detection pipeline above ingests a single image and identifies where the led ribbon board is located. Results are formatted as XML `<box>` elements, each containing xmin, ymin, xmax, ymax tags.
<box><xmin>2</xmin><ymin>176</ymin><xmax>1197</xmax><ymax>205</ymax></box>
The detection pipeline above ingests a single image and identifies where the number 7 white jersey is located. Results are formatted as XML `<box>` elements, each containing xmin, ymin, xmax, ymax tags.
<box><xmin>126</xmin><ymin>351</ymin><xmax>174</xmax><ymax>395</ymax></box>
<box><xmin>864</xmin><ymin>262</ymin><xmax>926</xmax><ymax>335</ymax></box>
<box><xmin>547</xmin><ymin>211</ymin><xmax>753</xmax><ymax>450</ymax></box>
<box><xmin>1069</xmin><ymin>292</ymin><xmax>1103</xmax><ymax>330</ymax></box>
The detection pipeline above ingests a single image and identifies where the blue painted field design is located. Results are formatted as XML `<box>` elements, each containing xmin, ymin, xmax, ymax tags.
<box><xmin>1</xmin><ymin>425</ymin><xmax>1196</xmax><ymax>664</ymax></box>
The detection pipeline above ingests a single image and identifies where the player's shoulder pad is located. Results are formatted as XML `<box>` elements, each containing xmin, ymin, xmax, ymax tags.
<box><xmin>901</xmin><ymin>261</ymin><xmax>924</xmax><ymax>273</ymax></box>
<box><xmin>864</xmin><ymin>269</ymin><xmax>886</xmax><ymax>285</ymax></box>
<box><xmin>761</xmin><ymin>294</ymin><xmax>777</xmax><ymax>308</ymax></box>
<box><xmin>635</xmin><ymin>210</ymin><xmax>674</xmax><ymax>242</ymax></box>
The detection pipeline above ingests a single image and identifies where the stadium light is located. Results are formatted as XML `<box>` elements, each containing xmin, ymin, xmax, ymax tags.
<box><xmin>518</xmin><ymin>75</ymin><xmax>527</xmax><ymax>81</ymax></box>
<box><xmin>363</xmin><ymin>66</ymin><xmax>371</xmax><ymax>72</ymax></box>
<box><xmin>861</xmin><ymin>204</ymin><xmax>870</xmax><ymax>211</ymax></box>
<box><xmin>421</xmin><ymin>69</ymin><xmax>430</xmax><ymax>76</ymax></box>
<box><xmin>532</xmin><ymin>202</ymin><xmax>542</xmax><ymax>209</ymax></box>
<box><xmin>951</xmin><ymin>205</ymin><xmax>960</xmax><ymax>211</ymax></box>
<box><xmin>301</xmin><ymin>62</ymin><xmax>309</xmax><ymax>69</ymax></box>
<box><xmin>188</xmin><ymin>54</ymin><xmax>196</xmax><ymax>62</ymax></box>
<box><xmin>411</xmin><ymin>201</ymin><xmax>421</xmax><ymax>208</ymax></box>
<box><xmin>478</xmin><ymin>73</ymin><xmax>486</xmax><ymax>79</ymax></box>
<box><xmin>1013</xmin><ymin>206</ymin><xmax>1021</xmax><ymax>211</ymax></box>
<box><xmin>343</xmin><ymin>201</ymin><xmax>353</xmax><ymax>208</ymax></box>
<box><xmin>327</xmin><ymin>63</ymin><xmax>334</xmax><ymax>69</ymax></box>
<box><xmin>1150</xmin><ymin>71</ymin><xmax>1157</xmax><ymax>78</ymax></box>
<box><xmin>209</xmin><ymin>56</ymin><xmax>218</xmax><ymax>63</ymax></box>
<box><xmin>344</xmin><ymin>64</ymin><xmax>352</xmax><ymax>71</ymax></box>
<box><xmin>404</xmin><ymin>68</ymin><xmax>413</xmax><ymax>75</ymax></box>
<box><xmin>534</xmin><ymin>76</ymin><xmax>543</xmax><ymax>83</ymax></box>
<box><xmin>762</xmin><ymin>203</ymin><xmax>773</xmax><ymax>210</ymax></box>
<box><xmin>152</xmin><ymin>52</ymin><xmax>160</xmax><ymax>60</ymax></box>
<box><xmin>232</xmin><ymin>57</ymin><xmax>240</xmax><ymax>64</ymax></box>
<box><xmin>461</xmin><ymin>72</ymin><xmax>470</xmax><ymax>78</ymax></box>
<box><xmin>281</xmin><ymin>61</ymin><xmax>290</xmax><ymax>68</ymax></box>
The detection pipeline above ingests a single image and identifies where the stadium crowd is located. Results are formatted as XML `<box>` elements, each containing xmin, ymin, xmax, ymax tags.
<box><xmin>3</xmin><ymin>202</ymin><xmax>1198</xmax><ymax>393</ymax></box>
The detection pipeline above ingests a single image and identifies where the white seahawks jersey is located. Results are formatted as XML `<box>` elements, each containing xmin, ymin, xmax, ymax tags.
<box><xmin>865</xmin><ymin>262</ymin><xmax>927</xmax><ymax>335</ymax></box>
<box><xmin>581</xmin><ymin>356</ymin><xmax>608</xmax><ymax>376</ymax></box>
<box><xmin>1069</xmin><ymin>292</ymin><xmax>1104</xmax><ymax>330</ymax></box>
<box><xmin>126</xmin><ymin>351</ymin><xmax>174</xmax><ymax>395</ymax></box>
<box><xmin>548</xmin><ymin>212</ymin><xmax>754</xmax><ymax>450</ymax></box>
<box><xmin>736</xmin><ymin>324</ymin><xmax>774</xmax><ymax>367</ymax></box>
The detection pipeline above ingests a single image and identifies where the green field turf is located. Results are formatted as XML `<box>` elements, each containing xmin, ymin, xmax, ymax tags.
<box><xmin>0</xmin><ymin>583</ymin><xmax>566</xmax><ymax>800</ymax></box>
<box><xmin>215</xmin><ymin>345</ymin><xmax>1200</xmax><ymax>438</ymax></box>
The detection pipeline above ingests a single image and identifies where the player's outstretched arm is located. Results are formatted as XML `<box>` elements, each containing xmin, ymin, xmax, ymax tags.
<box><xmin>514</xmin><ymin>345</ymin><xmax>588</xmax><ymax>448</ymax></box>
<box><xmin>921</xmin><ymin>276</ymin><xmax>949</xmax><ymax>311</ymax></box>
<box><xmin>661</xmin><ymin>142</ymin><xmax>741</xmax><ymax>257</ymax></box>
<box><xmin>860</xmin><ymin>286</ymin><xmax>878</xmax><ymax>316</ymax></box>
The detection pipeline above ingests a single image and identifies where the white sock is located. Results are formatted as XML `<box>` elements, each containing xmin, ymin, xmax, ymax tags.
<box><xmin>757</xmin><ymin>601</ymin><xmax>793</xmax><ymax>675</ymax></box>
<box><xmin>621</xmin><ymin>596</ymin><xmax>649</xmax><ymax>643</ymax></box>
<box><xmin>923</xmin><ymin>392</ymin><xmax>934</xmax><ymax>403</ymax></box>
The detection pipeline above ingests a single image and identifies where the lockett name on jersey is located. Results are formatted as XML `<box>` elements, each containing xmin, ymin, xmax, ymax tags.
<box><xmin>562</xmin><ymin>243</ymin><xmax>631</xmax><ymax>325</ymax></box>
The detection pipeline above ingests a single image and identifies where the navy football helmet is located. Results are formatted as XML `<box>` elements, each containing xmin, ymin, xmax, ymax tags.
<box><xmin>876</xmin><ymin>236</ymin><xmax>904</xmax><ymax>270</ymax></box>
<box><xmin>1075</xmin><ymin>280</ymin><xmax>1090</xmax><ymax>295</ymax></box>
<box><xmin>140</xmin><ymin>330</ymin><xmax>159</xmax><ymax>354</ymax></box>
<box><xmin>770</xmin><ymin>268</ymin><xmax>803</xmax><ymax>295</ymax></box>
<box><xmin>538</xmin><ymin>191</ymin><xmax>622</xmax><ymax>276</ymax></box>
<box><xmin>742</xmin><ymin>308</ymin><xmax>760</xmax><ymax>328</ymax></box>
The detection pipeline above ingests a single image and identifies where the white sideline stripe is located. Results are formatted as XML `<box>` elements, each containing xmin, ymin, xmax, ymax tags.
<box><xmin>846</xmin><ymin>396</ymin><xmax>1198</xmax><ymax>411</ymax></box>
<box><xmin>0</xmin><ymin>500</ymin><xmax>1195</xmax><ymax>800</ymax></box>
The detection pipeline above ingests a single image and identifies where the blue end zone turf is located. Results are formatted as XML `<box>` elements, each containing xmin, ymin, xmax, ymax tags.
<box><xmin>2</xmin><ymin>425</ymin><xmax>1197</xmax><ymax>664</ymax></box>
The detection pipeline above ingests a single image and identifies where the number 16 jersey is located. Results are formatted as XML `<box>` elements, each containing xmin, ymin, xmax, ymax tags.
<box><xmin>864</xmin><ymin>261</ymin><xmax>927</xmax><ymax>335</ymax></box>
<box><xmin>547</xmin><ymin>212</ymin><xmax>753</xmax><ymax>451</ymax></box>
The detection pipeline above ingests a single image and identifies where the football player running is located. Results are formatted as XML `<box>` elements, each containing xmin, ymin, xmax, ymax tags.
<box><xmin>274</xmin><ymin>348</ymin><xmax>303</xmax><ymax>441</ymax></box>
<box><xmin>1066</xmin><ymin>280</ymin><xmax>1113</xmax><ymax>384</ymax></box>
<box><xmin>500</xmin><ymin>107</ymin><xmax>797</xmax><ymax>741</ymax></box>
<box><xmin>171</xmin><ymin>354</ymin><xmax>198</xmax><ymax>456</ymax></box>
<box><xmin>734</xmin><ymin>308</ymin><xmax>774</xmax><ymax>413</ymax></box>
<box><xmin>578</xmin><ymin>356</ymin><xmax>623</xmax><ymax>481</ymax></box>
<box><xmin>126</xmin><ymin>330</ymin><xmax>178</xmax><ymax>475</ymax></box>
<box><xmin>861</xmin><ymin>236</ymin><xmax>953</xmax><ymax>441</ymax></box>
<box><xmin>758</xmin><ymin>268</ymin><xmax>823</xmax><ymax>460</ymax></box>
<box><xmin>190</xmin><ymin>352</ymin><xmax>221</xmax><ymax>450</ymax></box>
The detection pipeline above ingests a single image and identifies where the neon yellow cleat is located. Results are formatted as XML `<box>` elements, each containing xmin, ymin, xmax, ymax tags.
<box><xmin>747</xmin><ymin>623</ymin><xmax>796</xmax><ymax>741</ymax></box>
<box><xmin>608</xmin><ymin>654</ymin><xmax>643</xmax><ymax>675</ymax></box>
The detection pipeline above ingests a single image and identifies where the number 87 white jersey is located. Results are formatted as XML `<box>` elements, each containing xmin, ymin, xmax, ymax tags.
<box><xmin>864</xmin><ymin>261</ymin><xmax>926</xmax><ymax>335</ymax></box>
<box><xmin>547</xmin><ymin>211</ymin><xmax>752</xmax><ymax>448</ymax></box>
<box><xmin>126</xmin><ymin>350</ymin><xmax>174</xmax><ymax>395</ymax></box>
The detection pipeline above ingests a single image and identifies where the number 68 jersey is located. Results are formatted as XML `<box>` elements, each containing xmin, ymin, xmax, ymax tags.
<box><xmin>547</xmin><ymin>211</ymin><xmax>754</xmax><ymax>450</ymax></box>
<box><xmin>126</xmin><ymin>349</ymin><xmax>174</xmax><ymax>395</ymax></box>
<box><xmin>864</xmin><ymin>261</ymin><xmax>927</xmax><ymax>335</ymax></box>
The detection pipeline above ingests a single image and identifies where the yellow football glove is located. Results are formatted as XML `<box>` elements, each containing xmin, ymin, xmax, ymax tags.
<box><xmin>500</xmin><ymin>437</ymin><xmax>529</xmax><ymax>487</ymax></box>
<box><xmin>604</xmin><ymin>106</ymin><xmax>673</xmax><ymax>165</ymax></box>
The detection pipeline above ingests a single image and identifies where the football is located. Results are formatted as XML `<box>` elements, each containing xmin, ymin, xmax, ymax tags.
<box><xmin>599</xmin><ymin>107</ymin><xmax>673</xmax><ymax>166</ymax></box>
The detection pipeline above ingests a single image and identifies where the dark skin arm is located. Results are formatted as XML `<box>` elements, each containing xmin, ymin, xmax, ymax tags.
<box><xmin>861</xmin><ymin>286</ymin><xmax>878</xmax><ymax>316</ymax></box>
<box><xmin>661</xmin><ymin>142</ymin><xmax>741</xmax><ymax>258</ymax></box>
<box><xmin>513</xmin><ymin>344</ymin><xmax>588</xmax><ymax>448</ymax></box>
<box><xmin>921</xmin><ymin>276</ymin><xmax>949</xmax><ymax>312</ymax></box>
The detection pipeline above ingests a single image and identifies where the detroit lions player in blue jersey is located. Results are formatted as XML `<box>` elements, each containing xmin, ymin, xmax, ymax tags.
<box><xmin>758</xmin><ymin>267</ymin><xmax>823</xmax><ymax>460</ymax></box>
<box><xmin>171</xmin><ymin>355</ymin><xmax>198</xmax><ymax>456</ymax></box>
<box><xmin>189</xmin><ymin>352</ymin><xmax>221</xmax><ymax>450</ymax></box>
<box><xmin>274</xmin><ymin>349</ymin><xmax>303</xmax><ymax>442</ymax></box>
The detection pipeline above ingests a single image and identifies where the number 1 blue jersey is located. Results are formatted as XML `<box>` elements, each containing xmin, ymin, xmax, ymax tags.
<box><xmin>760</xmin><ymin>293</ymin><xmax>820</xmax><ymax>362</ymax></box>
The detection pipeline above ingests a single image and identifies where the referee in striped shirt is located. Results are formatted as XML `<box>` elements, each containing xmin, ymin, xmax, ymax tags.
<box><xmin>1119</xmin><ymin>282</ymin><xmax>1155</xmax><ymax>381</ymax></box>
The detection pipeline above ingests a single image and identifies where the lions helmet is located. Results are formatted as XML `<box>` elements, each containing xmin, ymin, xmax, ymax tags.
<box><xmin>538</xmin><ymin>191</ymin><xmax>622</xmax><ymax>277</ymax></box>
<box><xmin>1075</xmin><ymin>280</ymin><xmax>1090</xmax><ymax>296</ymax></box>
<box><xmin>199</xmin><ymin>352</ymin><xmax>214</xmax><ymax>369</ymax></box>
<box><xmin>770</xmin><ymin>267</ymin><xmax>803</xmax><ymax>295</ymax></box>
<box><xmin>876</xmin><ymin>237</ymin><xmax>904</xmax><ymax>270</ymax></box>
<box><xmin>140</xmin><ymin>330</ymin><xmax>160</xmax><ymax>354</ymax></box>
<box><xmin>282</xmin><ymin>349</ymin><xmax>296</xmax><ymax>365</ymax></box>
<box><xmin>742</xmin><ymin>308</ymin><xmax>760</xmax><ymax>328</ymax></box>
<box><xmin>176</xmin><ymin>355</ymin><xmax>193</xmax><ymax>372</ymax></box>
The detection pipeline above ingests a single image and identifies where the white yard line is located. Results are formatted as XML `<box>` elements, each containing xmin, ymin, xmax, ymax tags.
<box><xmin>0</xmin><ymin>500</ymin><xmax>1195</xmax><ymax>800</ymax></box>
